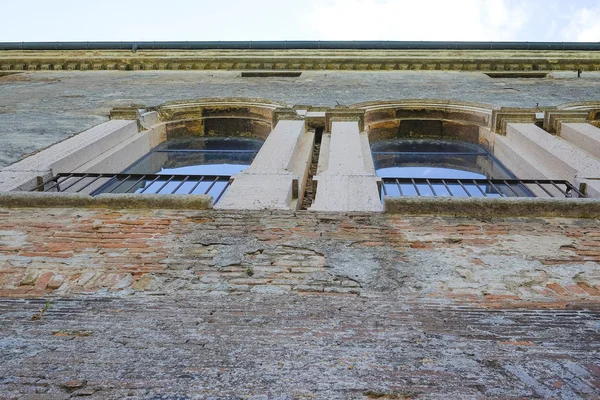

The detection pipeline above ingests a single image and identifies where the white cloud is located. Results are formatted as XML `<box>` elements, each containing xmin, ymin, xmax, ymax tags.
<box><xmin>306</xmin><ymin>0</ymin><xmax>533</xmax><ymax>41</ymax></box>
<box><xmin>561</xmin><ymin>5</ymin><xmax>600</xmax><ymax>41</ymax></box>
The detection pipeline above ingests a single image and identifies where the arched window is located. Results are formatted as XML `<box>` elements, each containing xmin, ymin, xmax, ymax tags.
<box><xmin>95</xmin><ymin>136</ymin><xmax>264</xmax><ymax>199</ymax></box>
<box><xmin>371</xmin><ymin>138</ymin><xmax>530</xmax><ymax>197</ymax></box>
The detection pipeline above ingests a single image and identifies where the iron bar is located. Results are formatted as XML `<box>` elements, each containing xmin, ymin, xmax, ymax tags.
<box><xmin>204</xmin><ymin>176</ymin><xmax>220</xmax><ymax>195</ymax></box>
<box><xmin>487</xmin><ymin>180</ymin><xmax>506</xmax><ymax>197</ymax></box>
<box><xmin>534</xmin><ymin>180</ymin><xmax>555</xmax><ymax>197</ymax></box>
<box><xmin>153</xmin><ymin>175</ymin><xmax>175</xmax><ymax>194</ymax></box>
<box><xmin>376</xmin><ymin>178</ymin><xmax>586</xmax><ymax>199</ymax></box>
<box><xmin>57</xmin><ymin>174</ymin><xmax>90</xmax><ymax>192</ymax></box>
<box><xmin>441</xmin><ymin>179</ymin><xmax>454</xmax><ymax>196</ymax></box>
<box><xmin>23</xmin><ymin>173</ymin><xmax>589</xmax><ymax>206</ymax></box>
<box><xmin>395</xmin><ymin>179</ymin><xmax>404</xmax><ymax>196</ymax></box>
<box><xmin>188</xmin><ymin>176</ymin><xmax>206</xmax><ymax>194</ymax></box>
<box><xmin>425</xmin><ymin>179</ymin><xmax>437</xmax><ymax>196</ymax></box>
<box><xmin>32</xmin><ymin>176</ymin><xmax>55</xmax><ymax>192</ymax></box>
<box><xmin>472</xmin><ymin>179</ymin><xmax>487</xmax><ymax>197</ymax></box>
<box><xmin>41</xmin><ymin>174</ymin><xmax>74</xmax><ymax>192</ymax></box>
<box><xmin>565</xmin><ymin>181</ymin><xmax>586</xmax><ymax>198</ymax></box>
<box><xmin>457</xmin><ymin>180</ymin><xmax>472</xmax><ymax>197</ymax></box>
<box><xmin>170</xmin><ymin>176</ymin><xmax>189</xmax><ymax>194</ymax></box>
<box><xmin>502</xmin><ymin>180</ymin><xmax>521</xmax><ymax>196</ymax></box>
<box><xmin>213</xmin><ymin>180</ymin><xmax>232</xmax><ymax>204</ymax></box>
<box><xmin>122</xmin><ymin>175</ymin><xmax>148</xmax><ymax>194</ymax></box>
<box><xmin>138</xmin><ymin>175</ymin><xmax>162</xmax><ymax>194</ymax></box>
<box><xmin>107</xmin><ymin>175</ymin><xmax>132</xmax><ymax>193</ymax></box>
<box><xmin>411</xmin><ymin>179</ymin><xmax>421</xmax><ymax>196</ymax></box>
<box><xmin>550</xmin><ymin>181</ymin><xmax>569</xmax><ymax>197</ymax></box>
<box><xmin>76</xmin><ymin>174</ymin><xmax>106</xmax><ymax>193</ymax></box>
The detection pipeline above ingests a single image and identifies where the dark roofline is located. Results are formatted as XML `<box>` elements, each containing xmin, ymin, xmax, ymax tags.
<box><xmin>1</xmin><ymin>41</ymin><xmax>600</xmax><ymax>51</ymax></box>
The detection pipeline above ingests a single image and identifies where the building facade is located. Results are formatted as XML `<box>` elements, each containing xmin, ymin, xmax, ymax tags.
<box><xmin>1</xmin><ymin>43</ymin><xmax>600</xmax><ymax>398</ymax></box>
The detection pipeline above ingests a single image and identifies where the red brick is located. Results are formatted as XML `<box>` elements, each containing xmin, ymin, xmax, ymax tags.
<box><xmin>35</xmin><ymin>272</ymin><xmax>54</xmax><ymax>289</ymax></box>
<box><xmin>20</xmin><ymin>251</ymin><xmax>72</xmax><ymax>258</ymax></box>
<box><xmin>410</xmin><ymin>242</ymin><xmax>431</xmax><ymax>249</ymax></box>
<box><xmin>546</xmin><ymin>283</ymin><xmax>570</xmax><ymax>296</ymax></box>
<box><xmin>564</xmin><ymin>284</ymin><xmax>587</xmax><ymax>295</ymax></box>
<box><xmin>577</xmin><ymin>283</ymin><xmax>600</xmax><ymax>297</ymax></box>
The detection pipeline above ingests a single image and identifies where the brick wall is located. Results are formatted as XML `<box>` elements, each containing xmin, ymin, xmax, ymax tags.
<box><xmin>1</xmin><ymin>208</ymin><xmax>599</xmax><ymax>304</ymax></box>
<box><xmin>2</xmin><ymin>208</ymin><xmax>600</xmax><ymax>398</ymax></box>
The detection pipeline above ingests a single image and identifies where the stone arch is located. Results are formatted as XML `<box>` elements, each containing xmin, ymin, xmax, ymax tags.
<box><xmin>350</xmin><ymin>100</ymin><xmax>495</xmax><ymax>144</ymax></box>
<box><xmin>157</xmin><ymin>98</ymin><xmax>290</xmax><ymax>140</ymax></box>
<box><xmin>557</xmin><ymin>101</ymin><xmax>600</xmax><ymax>121</ymax></box>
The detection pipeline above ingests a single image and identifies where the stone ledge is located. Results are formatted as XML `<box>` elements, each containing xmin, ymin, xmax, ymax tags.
<box><xmin>0</xmin><ymin>192</ymin><xmax>213</xmax><ymax>209</ymax></box>
<box><xmin>384</xmin><ymin>196</ymin><xmax>600</xmax><ymax>218</ymax></box>
<box><xmin>2</xmin><ymin>49</ymin><xmax>599</xmax><ymax>71</ymax></box>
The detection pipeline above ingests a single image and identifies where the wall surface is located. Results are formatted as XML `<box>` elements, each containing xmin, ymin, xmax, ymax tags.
<box><xmin>1</xmin><ymin>295</ymin><xmax>599</xmax><ymax>399</ymax></box>
<box><xmin>1</xmin><ymin>208</ymin><xmax>600</xmax><ymax>301</ymax></box>
<box><xmin>2</xmin><ymin>70</ymin><xmax>600</xmax><ymax>167</ymax></box>
<box><xmin>1</xmin><ymin>208</ymin><xmax>600</xmax><ymax>398</ymax></box>
<box><xmin>2</xmin><ymin>53</ymin><xmax>600</xmax><ymax>399</ymax></box>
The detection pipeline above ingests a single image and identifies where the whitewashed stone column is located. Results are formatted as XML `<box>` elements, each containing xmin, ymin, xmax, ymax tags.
<box><xmin>560</xmin><ymin>123</ymin><xmax>600</xmax><ymax>159</ymax></box>
<box><xmin>310</xmin><ymin>110</ymin><xmax>383</xmax><ymax>212</ymax></box>
<box><xmin>216</xmin><ymin>117</ymin><xmax>314</xmax><ymax>210</ymax></box>
<box><xmin>0</xmin><ymin>119</ymin><xmax>144</xmax><ymax>192</ymax></box>
<box><xmin>494</xmin><ymin>122</ymin><xmax>600</xmax><ymax>197</ymax></box>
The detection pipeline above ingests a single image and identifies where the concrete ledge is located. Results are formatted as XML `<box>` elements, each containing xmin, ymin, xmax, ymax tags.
<box><xmin>0</xmin><ymin>192</ymin><xmax>213</xmax><ymax>209</ymax></box>
<box><xmin>384</xmin><ymin>196</ymin><xmax>600</xmax><ymax>218</ymax></box>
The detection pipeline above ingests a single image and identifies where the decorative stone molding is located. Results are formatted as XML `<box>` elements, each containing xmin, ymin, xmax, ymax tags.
<box><xmin>156</xmin><ymin>98</ymin><xmax>287</xmax><ymax>139</ymax></box>
<box><xmin>491</xmin><ymin>108</ymin><xmax>537</xmax><ymax>134</ymax></box>
<box><xmin>1</xmin><ymin>49</ymin><xmax>600</xmax><ymax>71</ymax></box>
<box><xmin>109</xmin><ymin>107</ymin><xmax>144</xmax><ymax>120</ymax></box>
<box><xmin>325</xmin><ymin>108</ymin><xmax>365</xmax><ymax>132</ymax></box>
<box><xmin>544</xmin><ymin>110</ymin><xmax>590</xmax><ymax>134</ymax></box>
<box><xmin>272</xmin><ymin>108</ymin><xmax>304</xmax><ymax>128</ymax></box>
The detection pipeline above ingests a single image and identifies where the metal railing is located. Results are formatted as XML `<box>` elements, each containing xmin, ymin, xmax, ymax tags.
<box><xmin>380</xmin><ymin>178</ymin><xmax>586</xmax><ymax>198</ymax></box>
<box><xmin>32</xmin><ymin>173</ymin><xmax>233</xmax><ymax>204</ymax></box>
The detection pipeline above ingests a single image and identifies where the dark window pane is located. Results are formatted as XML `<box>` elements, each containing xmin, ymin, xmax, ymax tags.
<box><xmin>122</xmin><ymin>136</ymin><xmax>263</xmax><ymax>177</ymax></box>
<box><xmin>371</xmin><ymin>139</ymin><xmax>486</xmax><ymax>154</ymax></box>
<box><xmin>124</xmin><ymin>151</ymin><xmax>257</xmax><ymax>176</ymax></box>
<box><xmin>372</xmin><ymin>139</ymin><xmax>528</xmax><ymax>197</ymax></box>
<box><xmin>154</xmin><ymin>137</ymin><xmax>264</xmax><ymax>152</ymax></box>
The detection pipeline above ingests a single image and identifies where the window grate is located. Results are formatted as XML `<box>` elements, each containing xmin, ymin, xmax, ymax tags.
<box><xmin>380</xmin><ymin>178</ymin><xmax>585</xmax><ymax>198</ymax></box>
<box><xmin>31</xmin><ymin>173</ymin><xmax>233</xmax><ymax>205</ymax></box>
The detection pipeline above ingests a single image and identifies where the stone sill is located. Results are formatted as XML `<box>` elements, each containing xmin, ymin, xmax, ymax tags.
<box><xmin>384</xmin><ymin>196</ymin><xmax>600</xmax><ymax>218</ymax></box>
<box><xmin>0</xmin><ymin>192</ymin><xmax>213</xmax><ymax>209</ymax></box>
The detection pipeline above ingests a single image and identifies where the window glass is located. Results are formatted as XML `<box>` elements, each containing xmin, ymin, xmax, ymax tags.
<box><xmin>125</xmin><ymin>137</ymin><xmax>262</xmax><ymax>176</ymax></box>
<box><xmin>372</xmin><ymin>139</ymin><xmax>530</xmax><ymax>197</ymax></box>
<box><xmin>95</xmin><ymin>136</ymin><xmax>263</xmax><ymax>197</ymax></box>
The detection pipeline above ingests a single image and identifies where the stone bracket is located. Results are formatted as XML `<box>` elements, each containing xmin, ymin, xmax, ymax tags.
<box><xmin>491</xmin><ymin>109</ymin><xmax>537</xmax><ymax>134</ymax></box>
<box><xmin>109</xmin><ymin>106</ymin><xmax>146</xmax><ymax>120</ymax></box>
<box><xmin>544</xmin><ymin>110</ymin><xmax>590</xmax><ymax>134</ymax></box>
<box><xmin>272</xmin><ymin>108</ymin><xmax>304</xmax><ymax>129</ymax></box>
<box><xmin>325</xmin><ymin>108</ymin><xmax>365</xmax><ymax>132</ymax></box>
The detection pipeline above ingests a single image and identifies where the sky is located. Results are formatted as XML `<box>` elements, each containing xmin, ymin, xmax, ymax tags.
<box><xmin>0</xmin><ymin>0</ymin><xmax>599</xmax><ymax>42</ymax></box>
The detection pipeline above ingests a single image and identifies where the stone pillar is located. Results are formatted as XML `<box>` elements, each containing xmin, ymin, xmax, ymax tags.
<box><xmin>310</xmin><ymin>117</ymin><xmax>382</xmax><ymax>212</ymax></box>
<box><xmin>494</xmin><ymin>123</ymin><xmax>600</xmax><ymax>198</ymax></box>
<box><xmin>0</xmin><ymin>119</ymin><xmax>141</xmax><ymax>192</ymax></box>
<box><xmin>559</xmin><ymin>123</ymin><xmax>600</xmax><ymax>197</ymax></box>
<box><xmin>560</xmin><ymin>123</ymin><xmax>600</xmax><ymax>159</ymax></box>
<box><xmin>216</xmin><ymin>119</ymin><xmax>314</xmax><ymax>210</ymax></box>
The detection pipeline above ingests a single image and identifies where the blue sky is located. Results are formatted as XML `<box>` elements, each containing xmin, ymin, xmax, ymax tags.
<box><xmin>1</xmin><ymin>0</ymin><xmax>599</xmax><ymax>42</ymax></box>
